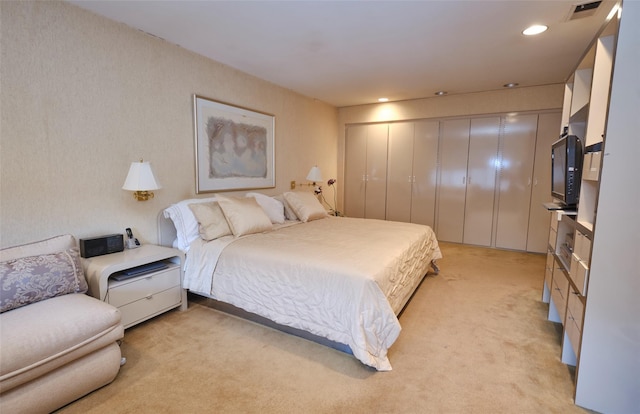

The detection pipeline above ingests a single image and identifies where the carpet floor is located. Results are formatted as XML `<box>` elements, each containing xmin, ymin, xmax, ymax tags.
<box><xmin>57</xmin><ymin>242</ymin><xmax>593</xmax><ymax>413</ymax></box>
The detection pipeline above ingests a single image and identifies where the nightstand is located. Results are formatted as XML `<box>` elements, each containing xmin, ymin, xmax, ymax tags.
<box><xmin>82</xmin><ymin>244</ymin><xmax>187</xmax><ymax>329</ymax></box>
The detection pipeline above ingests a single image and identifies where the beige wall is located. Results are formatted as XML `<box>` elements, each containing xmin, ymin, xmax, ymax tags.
<box><xmin>335</xmin><ymin>85</ymin><xmax>565</xmax><ymax>211</ymax></box>
<box><xmin>0</xmin><ymin>1</ymin><xmax>338</xmax><ymax>248</ymax></box>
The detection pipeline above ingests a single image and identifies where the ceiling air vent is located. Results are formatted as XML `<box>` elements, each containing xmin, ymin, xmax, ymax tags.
<box><xmin>566</xmin><ymin>1</ymin><xmax>602</xmax><ymax>20</ymax></box>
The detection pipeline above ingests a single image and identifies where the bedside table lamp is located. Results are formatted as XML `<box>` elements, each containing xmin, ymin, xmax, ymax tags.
<box><xmin>122</xmin><ymin>159</ymin><xmax>160</xmax><ymax>201</ymax></box>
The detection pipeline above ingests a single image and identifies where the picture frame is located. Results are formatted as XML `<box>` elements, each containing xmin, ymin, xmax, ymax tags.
<box><xmin>193</xmin><ymin>95</ymin><xmax>275</xmax><ymax>193</ymax></box>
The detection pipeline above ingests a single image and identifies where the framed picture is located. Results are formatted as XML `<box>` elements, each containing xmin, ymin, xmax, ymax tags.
<box><xmin>193</xmin><ymin>95</ymin><xmax>275</xmax><ymax>193</ymax></box>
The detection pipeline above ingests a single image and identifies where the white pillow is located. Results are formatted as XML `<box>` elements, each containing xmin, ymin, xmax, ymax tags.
<box><xmin>274</xmin><ymin>194</ymin><xmax>299</xmax><ymax>221</ymax></box>
<box><xmin>188</xmin><ymin>201</ymin><xmax>232</xmax><ymax>241</ymax></box>
<box><xmin>216</xmin><ymin>195</ymin><xmax>273</xmax><ymax>237</ymax></box>
<box><xmin>283</xmin><ymin>192</ymin><xmax>328</xmax><ymax>222</ymax></box>
<box><xmin>163</xmin><ymin>197</ymin><xmax>218</xmax><ymax>251</ymax></box>
<box><xmin>245</xmin><ymin>192</ymin><xmax>285</xmax><ymax>224</ymax></box>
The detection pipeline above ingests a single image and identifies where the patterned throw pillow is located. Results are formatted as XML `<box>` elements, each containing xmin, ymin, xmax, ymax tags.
<box><xmin>0</xmin><ymin>247</ymin><xmax>88</xmax><ymax>313</ymax></box>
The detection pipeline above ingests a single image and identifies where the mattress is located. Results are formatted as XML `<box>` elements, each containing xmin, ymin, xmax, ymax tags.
<box><xmin>184</xmin><ymin>216</ymin><xmax>441</xmax><ymax>370</ymax></box>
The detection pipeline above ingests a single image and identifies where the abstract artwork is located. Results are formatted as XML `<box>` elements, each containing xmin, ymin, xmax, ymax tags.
<box><xmin>193</xmin><ymin>95</ymin><xmax>275</xmax><ymax>193</ymax></box>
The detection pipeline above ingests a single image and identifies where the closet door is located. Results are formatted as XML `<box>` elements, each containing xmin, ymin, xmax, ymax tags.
<box><xmin>364</xmin><ymin>124</ymin><xmax>389</xmax><ymax>220</ymax></box>
<box><xmin>527</xmin><ymin>112</ymin><xmax>562</xmax><ymax>253</ymax></box>
<box><xmin>495</xmin><ymin>114</ymin><xmax>538</xmax><ymax>250</ymax></box>
<box><xmin>386</xmin><ymin>122</ymin><xmax>414</xmax><ymax>222</ymax></box>
<box><xmin>436</xmin><ymin>119</ymin><xmax>470</xmax><ymax>242</ymax></box>
<box><xmin>344</xmin><ymin>125</ymin><xmax>367</xmax><ymax>218</ymax></box>
<box><xmin>411</xmin><ymin>120</ymin><xmax>439</xmax><ymax>227</ymax></box>
<box><xmin>463</xmin><ymin>117</ymin><xmax>500</xmax><ymax>246</ymax></box>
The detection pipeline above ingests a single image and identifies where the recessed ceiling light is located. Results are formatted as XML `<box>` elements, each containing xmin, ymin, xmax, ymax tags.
<box><xmin>504</xmin><ymin>82</ymin><xmax>519</xmax><ymax>88</ymax></box>
<box><xmin>378</xmin><ymin>98</ymin><xmax>389</xmax><ymax>102</ymax></box>
<box><xmin>523</xmin><ymin>25</ymin><xmax>548</xmax><ymax>36</ymax></box>
<box><xmin>435</xmin><ymin>91</ymin><xmax>447</xmax><ymax>96</ymax></box>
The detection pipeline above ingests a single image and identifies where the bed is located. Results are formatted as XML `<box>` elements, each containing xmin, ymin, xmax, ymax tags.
<box><xmin>158</xmin><ymin>192</ymin><xmax>441</xmax><ymax>371</ymax></box>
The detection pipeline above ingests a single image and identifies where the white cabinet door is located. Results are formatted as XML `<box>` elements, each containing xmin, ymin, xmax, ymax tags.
<box><xmin>386</xmin><ymin>122</ymin><xmax>414</xmax><ymax>222</ymax></box>
<box><xmin>495</xmin><ymin>114</ymin><xmax>538</xmax><ymax>250</ymax></box>
<box><xmin>345</xmin><ymin>112</ymin><xmax>553</xmax><ymax>252</ymax></box>
<box><xmin>344</xmin><ymin>124</ymin><xmax>388</xmax><ymax>219</ymax></box>
<box><xmin>463</xmin><ymin>117</ymin><xmax>500</xmax><ymax>247</ymax></box>
<box><xmin>386</xmin><ymin>120</ymin><xmax>439</xmax><ymax>226</ymax></box>
<box><xmin>411</xmin><ymin>120</ymin><xmax>439</xmax><ymax>228</ymax></box>
<box><xmin>436</xmin><ymin>119</ymin><xmax>470</xmax><ymax>242</ymax></box>
<box><xmin>344</xmin><ymin>125</ymin><xmax>367</xmax><ymax>218</ymax></box>
<box><xmin>527</xmin><ymin>112</ymin><xmax>561</xmax><ymax>253</ymax></box>
<box><xmin>365</xmin><ymin>124</ymin><xmax>389</xmax><ymax>220</ymax></box>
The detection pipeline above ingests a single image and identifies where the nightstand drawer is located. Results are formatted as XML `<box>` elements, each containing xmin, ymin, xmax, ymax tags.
<box><xmin>565</xmin><ymin>314</ymin><xmax>582</xmax><ymax>358</ymax></box>
<box><xmin>551</xmin><ymin>214</ymin><xmax>560</xmax><ymax>232</ymax></box>
<box><xmin>119</xmin><ymin>285</ymin><xmax>182</xmax><ymax>328</ymax></box>
<box><xmin>108</xmin><ymin>265</ymin><xmax>181</xmax><ymax>308</ymax></box>
<box><xmin>565</xmin><ymin>288</ymin><xmax>583</xmax><ymax>358</ymax></box>
<box><xmin>570</xmin><ymin>255</ymin><xmax>589</xmax><ymax>295</ymax></box>
<box><xmin>567</xmin><ymin>288</ymin><xmax>584</xmax><ymax>328</ymax></box>
<box><xmin>544</xmin><ymin>251</ymin><xmax>554</xmax><ymax>291</ymax></box>
<box><xmin>548</xmin><ymin>227</ymin><xmax>557</xmax><ymax>249</ymax></box>
<box><xmin>546</xmin><ymin>251</ymin><xmax>554</xmax><ymax>270</ymax></box>
<box><xmin>551</xmin><ymin>268</ymin><xmax>569</xmax><ymax>324</ymax></box>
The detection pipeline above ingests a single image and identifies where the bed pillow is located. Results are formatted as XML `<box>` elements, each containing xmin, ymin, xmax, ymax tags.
<box><xmin>245</xmin><ymin>192</ymin><xmax>285</xmax><ymax>224</ymax></box>
<box><xmin>188</xmin><ymin>201</ymin><xmax>232</xmax><ymax>241</ymax></box>
<box><xmin>0</xmin><ymin>247</ymin><xmax>88</xmax><ymax>313</ymax></box>
<box><xmin>273</xmin><ymin>194</ymin><xmax>299</xmax><ymax>221</ymax></box>
<box><xmin>163</xmin><ymin>197</ymin><xmax>218</xmax><ymax>251</ymax></box>
<box><xmin>283</xmin><ymin>191</ymin><xmax>328</xmax><ymax>222</ymax></box>
<box><xmin>216</xmin><ymin>195</ymin><xmax>273</xmax><ymax>237</ymax></box>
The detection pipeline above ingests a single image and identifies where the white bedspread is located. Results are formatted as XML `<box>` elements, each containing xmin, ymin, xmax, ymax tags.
<box><xmin>184</xmin><ymin>217</ymin><xmax>441</xmax><ymax>371</ymax></box>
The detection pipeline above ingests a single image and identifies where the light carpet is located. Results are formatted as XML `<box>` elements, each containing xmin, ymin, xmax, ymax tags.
<box><xmin>57</xmin><ymin>242</ymin><xmax>592</xmax><ymax>413</ymax></box>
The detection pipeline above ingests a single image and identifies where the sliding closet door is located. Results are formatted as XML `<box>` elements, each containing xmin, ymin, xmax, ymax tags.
<box><xmin>386</xmin><ymin>122</ymin><xmax>414</xmax><ymax>222</ymax></box>
<box><xmin>495</xmin><ymin>114</ymin><xmax>538</xmax><ymax>250</ymax></box>
<box><xmin>463</xmin><ymin>117</ymin><xmax>500</xmax><ymax>246</ymax></box>
<box><xmin>411</xmin><ymin>120</ymin><xmax>439</xmax><ymax>227</ymax></box>
<box><xmin>364</xmin><ymin>124</ymin><xmax>389</xmax><ymax>220</ymax></box>
<box><xmin>344</xmin><ymin>125</ymin><xmax>367</xmax><ymax>218</ymax></box>
<box><xmin>526</xmin><ymin>112</ymin><xmax>562</xmax><ymax>253</ymax></box>
<box><xmin>436</xmin><ymin>119</ymin><xmax>470</xmax><ymax>242</ymax></box>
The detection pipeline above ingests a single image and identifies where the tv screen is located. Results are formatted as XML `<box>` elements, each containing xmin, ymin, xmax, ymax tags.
<box><xmin>551</xmin><ymin>135</ymin><xmax>582</xmax><ymax>207</ymax></box>
<box><xmin>552</xmin><ymin>140</ymin><xmax>567</xmax><ymax>197</ymax></box>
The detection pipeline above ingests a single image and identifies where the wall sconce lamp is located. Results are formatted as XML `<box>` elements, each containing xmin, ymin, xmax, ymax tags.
<box><xmin>290</xmin><ymin>165</ymin><xmax>323</xmax><ymax>190</ymax></box>
<box><xmin>306</xmin><ymin>165</ymin><xmax>323</xmax><ymax>185</ymax></box>
<box><xmin>122</xmin><ymin>159</ymin><xmax>160</xmax><ymax>201</ymax></box>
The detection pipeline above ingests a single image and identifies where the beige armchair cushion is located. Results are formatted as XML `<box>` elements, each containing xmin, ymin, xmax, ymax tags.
<box><xmin>0</xmin><ymin>234</ymin><xmax>76</xmax><ymax>261</ymax></box>
<box><xmin>0</xmin><ymin>293</ymin><xmax>123</xmax><ymax>394</ymax></box>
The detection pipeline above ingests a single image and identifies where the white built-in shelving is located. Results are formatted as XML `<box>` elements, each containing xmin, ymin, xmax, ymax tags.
<box><xmin>543</xmin><ymin>2</ymin><xmax>640</xmax><ymax>412</ymax></box>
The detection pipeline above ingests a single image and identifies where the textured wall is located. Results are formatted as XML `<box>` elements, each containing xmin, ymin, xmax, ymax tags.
<box><xmin>0</xmin><ymin>1</ymin><xmax>338</xmax><ymax>248</ymax></box>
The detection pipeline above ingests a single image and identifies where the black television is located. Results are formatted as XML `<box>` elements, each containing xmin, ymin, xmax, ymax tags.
<box><xmin>551</xmin><ymin>134</ymin><xmax>583</xmax><ymax>207</ymax></box>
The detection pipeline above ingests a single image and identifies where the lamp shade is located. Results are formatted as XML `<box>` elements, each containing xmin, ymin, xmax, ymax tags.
<box><xmin>122</xmin><ymin>161</ymin><xmax>160</xmax><ymax>191</ymax></box>
<box><xmin>306</xmin><ymin>166</ymin><xmax>323</xmax><ymax>182</ymax></box>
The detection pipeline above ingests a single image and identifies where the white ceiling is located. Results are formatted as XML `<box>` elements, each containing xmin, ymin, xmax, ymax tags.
<box><xmin>69</xmin><ymin>0</ymin><xmax>617</xmax><ymax>107</ymax></box>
